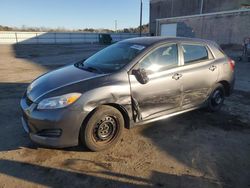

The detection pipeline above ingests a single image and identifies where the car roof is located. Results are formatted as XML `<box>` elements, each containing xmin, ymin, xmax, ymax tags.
<box><xmin>122</xmin><ymin>36</ymin><xmax>216</xmax><ymax>47</ymax></box>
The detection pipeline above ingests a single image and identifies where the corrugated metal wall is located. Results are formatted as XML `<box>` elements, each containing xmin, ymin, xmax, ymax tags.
<box><xmin>150</xmin><ymin>0</ymin><xmax>250</xmax><ymax>35</ymax></box>
<box><xmin>156</xmin><ymin>10</ymin><xmax>250</xmax><ymax>45</ymax></box>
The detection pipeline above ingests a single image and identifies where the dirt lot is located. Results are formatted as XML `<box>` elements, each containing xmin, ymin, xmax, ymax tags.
<box><xmin>0</xmin><ymin>44</ymin><xmax>250</xmax><ymax>188</ymax></box>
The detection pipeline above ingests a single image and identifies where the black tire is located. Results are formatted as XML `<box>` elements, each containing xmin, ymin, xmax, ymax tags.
<box><xmin>80</xmin><ymin>105</ymin><xmax>124</xmax><ymax>151</ymax></box>
<box><xmin>207</xmin><ymin>83</ymin><xmax>225</xmax><ymax>112</ymax></box>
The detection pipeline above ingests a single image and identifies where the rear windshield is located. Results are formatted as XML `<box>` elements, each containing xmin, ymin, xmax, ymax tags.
<box><xmin>81</xmin><ymin>42</ymin><xmax>146</xmax><ymax>73</ymax></box>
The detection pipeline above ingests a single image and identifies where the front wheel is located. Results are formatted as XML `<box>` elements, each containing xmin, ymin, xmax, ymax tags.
<box><xmin>207</xmin><ymin>83</ymin><xmax>225</xmax><ymax>112</ymax></box>
<box><xmin>80</xmin><ymin>105</ymin><xmax>124</xmax><ymax>151</ymax></box>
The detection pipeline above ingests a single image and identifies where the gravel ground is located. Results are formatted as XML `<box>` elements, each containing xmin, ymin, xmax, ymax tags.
<box><xmin>0</xmin><ymin>44</ymin><xmax>250</xmax><ymax>188</ymax></box>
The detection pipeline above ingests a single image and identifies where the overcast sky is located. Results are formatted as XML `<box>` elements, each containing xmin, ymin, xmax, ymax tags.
<box><xmin>0</xmin><ymin>0</ymin><xmax>150</xmax><ymax>30</ymax></box>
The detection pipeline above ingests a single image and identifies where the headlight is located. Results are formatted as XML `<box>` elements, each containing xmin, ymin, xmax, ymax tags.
<box><xmin>37</xmin><ymin>93</ymin><xmax>81</xmax><ymax>110</ymax></box>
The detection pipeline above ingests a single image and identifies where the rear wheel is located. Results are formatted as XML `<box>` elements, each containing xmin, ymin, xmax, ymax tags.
<box><xmin>207</xmin><ymin>83</ymin><xmax>225</xmax><ymax>112</ymax></box>
<box><xmin>80</xmin><ymin>105</ymin><xmax>124</xmax><ymax>151</ymax></box>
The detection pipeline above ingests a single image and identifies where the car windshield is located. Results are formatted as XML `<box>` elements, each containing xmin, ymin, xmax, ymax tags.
<box><xmin>78</xmin><ymin>42</ymin><xmax>146</xmax><ymax>73</ymax></box>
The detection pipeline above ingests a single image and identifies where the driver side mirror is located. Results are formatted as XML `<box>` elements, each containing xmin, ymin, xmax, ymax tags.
<box><xmin>132</xmin><ymin>68</ymin><xmax>149</xmax><ymax>84</ymax></box>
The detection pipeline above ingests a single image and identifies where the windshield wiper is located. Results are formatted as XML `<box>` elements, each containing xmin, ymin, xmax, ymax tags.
<box><xmin>75</xmin><ymin>62</ymin><xmax>103</xmax><ymax>74</ymax></box>
<box><xmin>85</xmin><ymin>66</ymin><xmax>104</xmax><ymax>73</ymax></box>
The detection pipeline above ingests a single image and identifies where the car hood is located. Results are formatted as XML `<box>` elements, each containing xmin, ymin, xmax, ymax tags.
<box><xmin>26</xmin><ymin>65</ymin><xmax>103</xmax><ymax>102</ymax></box>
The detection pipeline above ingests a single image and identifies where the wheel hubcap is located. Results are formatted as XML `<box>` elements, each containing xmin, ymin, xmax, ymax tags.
<box><xmin>94</xmin><ymin>116</ymin><xmax>117</xmax><ymax>141</ymax></box>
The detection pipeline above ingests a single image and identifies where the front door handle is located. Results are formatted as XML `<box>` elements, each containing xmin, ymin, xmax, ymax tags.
<box><xmin>209</xmin><ymin>65</ymin><xmax>217</xmax><ymax>71</ymax></box>
<box><xmin>172</xmin><ymin>73</ymin><xmax>182</xmax><ymax>80</ymax></box>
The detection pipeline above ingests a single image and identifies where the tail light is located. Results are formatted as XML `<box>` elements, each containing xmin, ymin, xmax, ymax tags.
<box><xmin>228</xmin><ymin>58</ymin><xmax>235</xmax><ymax>71</ymax></box>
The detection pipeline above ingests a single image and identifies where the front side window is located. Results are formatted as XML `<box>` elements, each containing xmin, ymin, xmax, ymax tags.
<box><xmin>182</xmin><ymin>44</ymin><xmax>209</xmax><ymax>64</ymax></box>
<box><xmin>139</xmin><ymin>44</ymin><xmax>178</xmax><ymax>73</ymax></box>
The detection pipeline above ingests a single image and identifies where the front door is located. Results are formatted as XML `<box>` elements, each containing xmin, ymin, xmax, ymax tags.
<box><xmin>129</xmin><ymin>43</ymin><xmax>182</xmax><ymax>122</ymax></box>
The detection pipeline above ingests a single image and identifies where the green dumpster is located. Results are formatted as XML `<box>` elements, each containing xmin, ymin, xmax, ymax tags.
<box><xmin>99</xmin><ymin>33</ymin><xmax>112</xmax><ymax>44</ymax></box>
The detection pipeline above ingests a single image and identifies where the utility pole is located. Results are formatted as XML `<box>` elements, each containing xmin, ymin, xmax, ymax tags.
<box><xmin>200</xmin><ymin>0</ymin><xmax>204</xmax><ymax>14</ymax></box>
<box><xmin>139</xmin><ymin>0</ymin><xmax>143</xmax><ymax>37</ymax></box>
<box><xmin>115</xmin><ymin>20</ymin><xmax>117</xmax><ymax>32</ymax></box>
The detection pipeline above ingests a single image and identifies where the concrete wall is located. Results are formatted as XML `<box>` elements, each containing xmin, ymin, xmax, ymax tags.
<box><xmin>0</xmin><ymin>32</ymin><xmax>146</xmax><ymax>44</ymax></box>
<box><xmin>150</xmin><ymin>0</ymin><xmax>250</xmax><ymax>35</ymax></box>
<box><xmin>156</xmin><ymin>10</ymin><xmax>250</xmax><ymax>45</ymax></box>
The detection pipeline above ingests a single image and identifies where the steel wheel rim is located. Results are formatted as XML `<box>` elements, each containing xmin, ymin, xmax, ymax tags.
<box><xmin>93</xmin><ymin>116</ymin><xmax>117</xmax><ymax>143</ymax></box>
<box><xmin>211</xmin><ymin>89</ymin><xmax>224</xmax><ymax>107</ymax></box>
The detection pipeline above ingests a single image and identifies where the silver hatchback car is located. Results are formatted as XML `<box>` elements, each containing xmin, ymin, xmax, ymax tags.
<box><xmin>21</xmin><ymin>37</ymin><xmax>235</xmax><ymax>151</ymax></box>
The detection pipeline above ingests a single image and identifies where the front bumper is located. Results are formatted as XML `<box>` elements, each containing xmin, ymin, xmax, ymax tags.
<box><xmin>20</xmin><ymin>96</ymin><xmax>86</xmax><ymax>148</ymax></box>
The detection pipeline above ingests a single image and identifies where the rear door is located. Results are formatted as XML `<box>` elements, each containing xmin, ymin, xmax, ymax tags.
<box><xmin>129</xmin><ymin>43</ymin><xmax>182</xmax><ymax>121</ymax></box>
<box><xmin>179</xmin><ymin>43</ymin><xmax>219</xmax><ymax>109</ymax></box>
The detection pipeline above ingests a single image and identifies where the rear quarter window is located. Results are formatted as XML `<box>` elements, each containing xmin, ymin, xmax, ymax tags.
<box><xmin>182</xmin><ymin>44</ymin><xmax>209</xmax><ymax>64</ymax></box>
<box><xmin>210</xmin><ymin>41</ymin><xmax>226</xmax><ymax>57</ymax></box>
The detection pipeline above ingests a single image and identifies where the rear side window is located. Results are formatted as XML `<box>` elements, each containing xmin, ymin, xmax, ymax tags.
<box><xmin>182</xmin><ymin>44</ymin><xmax>209</xmax><ymax>64</ymax></box>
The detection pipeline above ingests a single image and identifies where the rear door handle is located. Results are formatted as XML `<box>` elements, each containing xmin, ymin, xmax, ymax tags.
<box><xmin>209</xmin><ymin>65</ymin><xmax>217</xmax><ymax>71</ymax></box>
<box><xmin>172</xmin><ymin>73</ymin><xmax>182</xmax><ymax>80</ymax></box>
